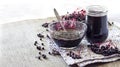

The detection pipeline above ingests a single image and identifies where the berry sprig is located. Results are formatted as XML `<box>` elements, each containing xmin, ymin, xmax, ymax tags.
<box><xmin>61</xmin><ymin>9</ymin><xmax>86</xmax><ymax>21</ymax></box>
<box><xmin>54</xmin><ymin>21</ymin><xmax>77</xmax><ymax>31</ymax></box>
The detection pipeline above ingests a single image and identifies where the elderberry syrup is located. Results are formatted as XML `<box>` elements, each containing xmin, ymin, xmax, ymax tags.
<box><xmin>49</xmin><ymin>20</ymin><xmax>87</xmax><ymax>49</ymax></box>
<box><xmin>86</xmin><ymin>5</ymin><xmax>108</xmax><ymax>43</ymax></box>
<box><xmin>52</xmin><ymin>30</ymin><xmax>83</xmax><ymax>48</ymax></box>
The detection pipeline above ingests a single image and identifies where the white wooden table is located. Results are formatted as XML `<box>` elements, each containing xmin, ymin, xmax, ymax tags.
<box><xmin>0</xmin><ymin>18</ymin><xmax>120</xmax><ymax>67</ymax></box>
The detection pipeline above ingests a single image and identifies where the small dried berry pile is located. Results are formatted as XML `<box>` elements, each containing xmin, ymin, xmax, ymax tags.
<box><xmin>48</xmin><ymin>49</ymin><xmax>60</xmax><ymax>56</ymax></box>
<box><xmin>42</xmin><ymin>23</ymin><xmax>49</xmax><ymax>28</ymax></box>
<box><xmin>61</xmin><ymin>9</ymin><xmax>86</xmax><ymax>21</ymax></box>
<box><xmin>37</xmin><ymin>33</ymin><xmax>44</xmax><ymax>38</ymax></box>
<box><xmin>88</xmin><ymin>40</ymin><xmax>120</xmax><ymax>56</ymax></box>
<box><xmin>66</xmin><ymin>51</ymin><xmax>81</xmax><ymax>59</ymax></box>
<box><xmin>34</xmin><ymin>40</ymin><xmax>47</xmax><ymax>60</ymax></box>
<box><xmin>37</xmin><ymin>33</ymin><xmax>45</xmax><ymax>41</ymax></box>
<box><xmin>34</xmin><ymin>32</ymin><xmax>60</xmax><ymax>60</ymax></box>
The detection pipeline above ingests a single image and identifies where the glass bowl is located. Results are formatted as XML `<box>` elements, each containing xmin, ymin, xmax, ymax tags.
<box><xmin>49</xmin><ymin>20</ymin><xmax>87</xmax><ymax>49</ymax></box>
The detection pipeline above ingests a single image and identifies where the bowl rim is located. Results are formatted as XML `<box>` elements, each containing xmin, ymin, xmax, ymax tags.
<box><xmin>48</xmin><ymin>20</ymin><xmax>87</xmax><ymax>32</ymax></box>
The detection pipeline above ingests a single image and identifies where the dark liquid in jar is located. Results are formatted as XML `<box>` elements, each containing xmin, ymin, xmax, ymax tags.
<box><xmin>86</xmin><ymin>15</ymin><xmax>108</xmax><ymax>43</ymax></box>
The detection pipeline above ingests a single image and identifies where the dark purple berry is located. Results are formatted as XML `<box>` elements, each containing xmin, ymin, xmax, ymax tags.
<box><xmin>42</xmin><ymin>54</ymin><xmax>47</xmax><ymax>59</ymax></box>
<box><xmin>46</xmin><ymin>35</ymin><xmax>50</xmax><ymax>39</ymax></box>
<box><xmin>41</xmin><ymin>43</ymin><xmax>44</xmax><ymax>46</ymax></box>
<box><xmin>72</xmin><ymin>54</ymin><xmax>78</xmax><ymax>59</ymax></box>
<box><xmin>37</xmin><ymin>33</ymin><xmax>44</xmax><ymax>38</ymax></box>
<box><xmin>42</xmin><ymin>23</ymin><xmax>49</xmax><ymax>28</ymax></box>
<box><xmin>36</xmin><ymin>46</ymin><xmax>41</xmax><ymax>50</ymax></box>
<box><xmin>72</xmin><ymin>56</ymin><xmax>76</xmax><ymax>59</ymax></box>
<box><xmin>106</xmin><ymin>45</ymin><xmax>109</xmax><ymax>50</ymax></box>
<box><xmin>94</xmin><ymin>45</ymin><xmax>99</xmax><ymax>48</ymax></box>
<box><xmin>66</xmin><ymin>53</ymin><xmax>70</xmax><ymax>56</ymax></box>
<box><xmin>39</xmin><ymin>52</ymin><xmax>41</xmax><ymax>55</ymax></box>
<box><xmin>91</xmin><ymin>48</ymin><xmax>98</xmax><ymax>52</ymax></box>
<box><xmin>70</xmin><ymin>52</ymin><xmax>74</xmax><ymax>57</ymax></box>
<box><xmin>42</xmin><ymin>47</ymin><xmax>45</xmax><ymax>50</ymax></box>
<box><xmin>87</xmin><ymin>45</ymin><xmax>92</xmax><ymax>47</ymax></box>
<box><xmin>38</xmin><ymin>56</ymin><xmax>41</xmax><ymax>60</ymax></box>
<box><xmin>70</xmin><ymin>51</ymin><xmax>72</xmax><ymax>54</ymax></box>
<box><xmin>52</xmin><ymin>49</ymin><xmax>60</xmax><ymax>55</ymax></box>
<box><xmin>46</xmin><ymin>29</ymin><xmax>49</xmax><ymax>31</ymax></box>
<box><xmin>40</xmin><ymin>38</ymin><xmax>42</xmax><ymax>41</ymax></box>
<box><xmin>34</xmin><ymin>41</ymin><xmax>37</xmax><ymax>46</ymax></box>
<box><xmin>76</xmin><ymin>55</ymin><xmax>81</xmax><ymax>59</ymax></box>
<box><xmin>52</xmin><ymin>20</ymin><xmax>55</xmax><ymax>22</ymax></box>
<box><xmin>101</xmin><ymin>46</ymin><xmax>106</xmax><ymax>50</ymax></box>
<box><xmin>48</xmin><ymin>52</ymin><xmax>52</xmax><ymax>55</ymax></box>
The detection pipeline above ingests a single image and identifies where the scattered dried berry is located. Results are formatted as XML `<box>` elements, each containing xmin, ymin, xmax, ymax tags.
<box><xmin>70</xmin><ymin>51</ymin><xmax>72</xmax><ymax>54</ymax></box>
<box><xmin>101</xmin><ymin>46</ymin><xmax>106</xmax><ymax>50</ymax></box>
<box><xmin>108</xmin><ymin>21</ymin><xmax>114</xmax><ymax>26</ymax></box>
<box><xmin>34</xmin><ymin>41</ymin><xmax>38</xmax><ymax>46</ymax></box>
<box><xmin>67</xmin><ymin>51</ymin><xmax>81</xmax><ymax>59</ymax></box>
<box><xmin>52</xmin><ymin>20</ymin><xmax>55</xmax><ymax>22</ymax></box>
<box><xmin>46</xmin><ymin>29</ymin><xmax>49</xmax><ymax>31</ymax></box>
<box><xmin>46</xmin><ymin>35</ymin><xmax>50</xmax><ymax>39</ymax></box>
<box><xmin>72</xmin><ymin>57</ymin><xmax>76</xmax><ymax>59</ymax></box>
<box><xmin>41</xmin><ymin>43</ymin><xmax>44</xmax><ymax>46</ymax></box>
<box><xmin>42</xmin><ymin>47</ymin><xmax>45</xmax><ymax>50</ymax></box>
<box><xmin>42</xmin><ymin>54</ymin><xmax>47</xmax><ymax>59</ymax></box>
<box><xmin>87</xmin><ymin>45</ymin><xmax>92</xmax><ymax>47</ymax></box>
<box><xmin>37</xmin><ymin>33</ymin><xmax>44</xmax><ymax>38</ymax></box>
<box><xmin>66</xmin><ymin>53</ymin><xmax>70</xmax><ymax>56</ymax></box>
<box><xmin>39</xmin><ymin>52</ymin><xmax>41</xmax><ymax>55</ymax></box>
<box><xmin>69</xmin><ymin>51</ymin><xmax>73</xmax><ymax>57</ymax></box>
<box><xmin>52</xmin><ymin>49</ymin><xmax>60</xmax><ymax>55</ymax></box>
<box><xmin>37</xmin><ymin>56</ymin><xmax>41</xmax><ymax>60</ymax></box>
<box><xmin>36</xmin><ymin>46</ymin><xmax>41</xmax><ymax>50</ymax></box>
<box><xmin>76</xmin><ymin>55</ymin><xmax>81</xmax><ymax>59</ymax></box>
<box><xmin>72</xmin><ymin>54</ymin><xmax>76</xmax><ymax>59</ymax></box>
<box><xmin>42</xmin><ymin>23</ymin><xmax>49</xmax><ymax>28</ymax></box>
<box><xmin>70</xmin><ymin>52</ymin><xmax>74</xmax><ymax>57</ymax></box>
<box><xmin>40</xmin><ymin>38</ymin><xmax>42</xmax><ymax>41</ymax></box>
<box><xmin>112</xmin><ymin>22</ymin><xmax>114</xmax><ymax>24</ymax></box>
<box><xmin>48</xmin><ymin>52</ymin><xmax>52</xmax><ymax>55</ymax></box>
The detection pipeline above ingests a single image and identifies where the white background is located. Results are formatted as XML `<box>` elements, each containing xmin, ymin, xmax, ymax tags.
<box><xmin>0</xmin><ymin>0</ymin><xmax>120</xmax><ymax>24</ymax></box>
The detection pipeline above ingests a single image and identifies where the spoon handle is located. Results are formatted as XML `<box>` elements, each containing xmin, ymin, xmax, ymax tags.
<box><xmin>54</xmin><ymin>8</ymin><xmax>67</xmax><ymax>32</ymax></box>
<box><xmin>54</xmin><ymin>8</ymin><xmax>61</xmax><ymax>21</ymax></box>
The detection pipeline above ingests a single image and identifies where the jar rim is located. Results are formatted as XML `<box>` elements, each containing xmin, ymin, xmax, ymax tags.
<box><xmin>87</xmin><ymin>5</ymin><xmax>108</xmax><ymax>13</ymax></box>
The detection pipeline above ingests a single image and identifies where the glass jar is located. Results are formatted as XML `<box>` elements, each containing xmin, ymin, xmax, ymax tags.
<box><xmin>86</xmin><ymin>5</ymin><xmax>108</xmax><ymax>43</ymax></box>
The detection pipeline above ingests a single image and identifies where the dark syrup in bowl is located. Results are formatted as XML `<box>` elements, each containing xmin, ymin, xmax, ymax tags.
<box><xmin>49</xmin><ymin>21</ymin><xmax>87</xmax><ymax>49</ymax></box>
